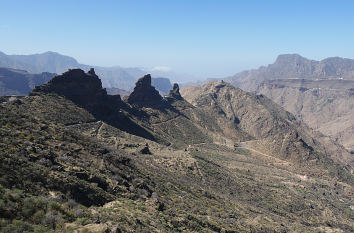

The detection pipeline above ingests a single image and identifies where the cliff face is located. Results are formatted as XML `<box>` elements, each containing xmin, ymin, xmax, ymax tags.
<box><xmin>257</xmin><ymin>79</ymin><xmax>354</xmax><ymax>152</ymax></box>
<box><xmin>127</xmin><ymin>74</ymin><xmax>163</xmax><ymax>106</ymax></box>
<box><xmin>32</xmin><ymin>68</ymin><xmax>121</xmax><ymax>114</ymax></box>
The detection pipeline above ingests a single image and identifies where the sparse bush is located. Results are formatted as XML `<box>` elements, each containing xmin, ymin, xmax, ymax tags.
<box><xmin>42</xmin><ymin>211</ymin><xmax>62</xmax><ymax>229</ymax></box>
<box><xmin>76</xmin><ymin>217</ymin><xmax>91</xmax><ymax>226</ymax></box>
<box><xmin>74</xmin><ymin>208</ymin><xmax>84</xmax><ymax>218</ymax></box>
<box><xmin>22</xmin><ymin>197</ymin><xmax>47</xmax><ymax>219</ymax></box>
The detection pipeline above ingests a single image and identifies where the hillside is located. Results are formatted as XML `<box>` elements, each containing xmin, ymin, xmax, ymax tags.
<box><xmin>0</xmin><ymin>69</ymin><xmax>353</xmax><ymax>232</ymax></box>
<box><xmin>257</xmin><ymin>79</ymin><xmax>354</xmax><ymax>152</ymax></box>
<box><xmin>0</xmin><ymin>67</ymin><xmax>55</xmax><ymax>96</ymax></box>
<box><xmin>224</xmin><ymin>54</ymin><xmax>354</xmax><ymax>153</ymax></box>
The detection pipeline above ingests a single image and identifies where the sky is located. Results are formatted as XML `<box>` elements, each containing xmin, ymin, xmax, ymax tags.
<box><xmin>1</xmin><ymin>0</ymin><xmax>354</xmax><ymax>80</ymax></box>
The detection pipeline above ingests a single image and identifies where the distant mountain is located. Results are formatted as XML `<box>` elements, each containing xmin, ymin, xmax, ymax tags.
<box><xmin>221</xmin><ymin>54</ymin><xmax>354</xmax><ymax>152</ymax></box>
<box><xmin>0</xmin><ymin>67</ymin><xmax>55</xmax><ymax>95</ymax></box>
<box><xmin>0</xmin><ymin>51</ymin><xmax>80</xmax><ymax>74</ymax></box>
<box><xmin>226</xmin><ymin>54</ymin><xmax>354</xmax><ymax>91</ymax></box>
<box><xmin>257</xmin><ymin>79</ymin><xmax>354</xmax><ymax>152</ymax></box>
<box><xmin>151</xmin><ymin>77</ymin><xmax>172</xmax><ymax>95</ymax></box>
<box><xmin>0</xmin><ymin>51</ymin><xmax>173</xmax><ymax>91</ymax></box>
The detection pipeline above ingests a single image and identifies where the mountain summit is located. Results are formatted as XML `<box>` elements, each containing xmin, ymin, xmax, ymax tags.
<box><xmin>127</xmin><ymin>74</ymin><xmax>163</xmax><ymax>106</ymax></box>
<box><xmin>32</xmin><ymin>68</ymin><xmax>121</xmax><ymax>114</ymax></box>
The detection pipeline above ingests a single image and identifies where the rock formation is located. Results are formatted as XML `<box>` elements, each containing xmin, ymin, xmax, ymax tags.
<box><xmin>168</xmin><ymin>83</ymin><xmax>183</xmax><ymax>100</ymax></box>
<box><xmin>32</xmin><ymin>68</ymin><xmax>121</xmax><ymax>114</ymax></box>
<box><xmin>127</xmin><ymin>74</ymin><xmax>163</xmax><ymax>106</ymax></box>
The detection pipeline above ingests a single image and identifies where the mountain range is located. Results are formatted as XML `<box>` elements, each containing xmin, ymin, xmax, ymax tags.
<box><xmin>222</xmin><ymin>54</ymin><xmax>354</xmax><ymax>153</ymax></box>
<box><xmin>226</xmin><ymin>54</ymin><xmax>354</xmax><ymax>92</ymax></box>
<box><xmin>0</xmin><ymin>67</ymin><xmax>56</xmax><ymax>96</ymax></box>
<box><xmin>0</xmin><ymin>68</ymin><xmax>353</xmax><ymax>232</ymax></box>
<box><xmin>0</xmin><ymin>51</ymin><xmax>173</xmax><ymax>91</ymax></box>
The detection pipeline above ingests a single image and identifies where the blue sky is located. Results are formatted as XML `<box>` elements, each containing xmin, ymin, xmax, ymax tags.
<box><xmin>1</xmin><ymin>0</ymin><xmax>354</xmax><ymax>79</ymax></box>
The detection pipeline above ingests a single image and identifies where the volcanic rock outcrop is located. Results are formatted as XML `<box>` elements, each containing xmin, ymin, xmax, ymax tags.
<box><xmin>168</xmin><ymin>83</ymin><xmax>183</xmax><ymax>100</ymax></box>
<box><xmin>32</xmin><ymin>68</ymin><xmax>121</xmax><ymax>114</ymax></box>
<box><xmin>127</xmin><ymin>74</ymin><xmax>163</xmax><ymax>105</ymax></box>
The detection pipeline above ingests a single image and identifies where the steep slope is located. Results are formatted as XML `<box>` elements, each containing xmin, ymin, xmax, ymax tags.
<box><xmin>0</xmin><ymin>67</ymin><xmax>55</xmax><ymax>95</ymax></box>
<box><xmin>257</xmin><ymin>79</ymin><xmax>354</xmax><ymax>152</ymax></box>
<box><xmin>181</xmin><ymin>81</ymin><xmax>353</xmax><ymax>169</ymax></box>
<box><xmin>0</xmin><ymin>71</ymin><xmax>353</xmax><ymax>232</ymax></box>
<box><xmin>224</xmin><ymin>54</ymin><xmax>354</xmax><ymax>154</ymax></box>
<box><xmin>226</xmin><ymin>54</ymin><xmax>354</xmax><ymax>92</ymax></box>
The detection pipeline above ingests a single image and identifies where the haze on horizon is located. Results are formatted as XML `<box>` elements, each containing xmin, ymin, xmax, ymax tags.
<box><xmin>1</xmin><ymin>0</ymin><xmax>354</xmax><ymax>81</ymax></box>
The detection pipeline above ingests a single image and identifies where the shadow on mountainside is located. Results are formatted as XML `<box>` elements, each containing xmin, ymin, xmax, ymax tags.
<box><xmin>31</xmin><ymin>68</ymin><xmax>157</xmax><ymax>141</ymax></box>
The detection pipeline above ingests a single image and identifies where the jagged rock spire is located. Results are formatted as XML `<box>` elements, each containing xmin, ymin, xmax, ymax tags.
<box><xmin>127</xmin><ymin>74</ymin><xmax>163</xmax><ymax>105</ymax></box>
<box><xmin>168</xmin><ymin>83</ymin><xmax>183</xmax><ymax>100</ymax></box>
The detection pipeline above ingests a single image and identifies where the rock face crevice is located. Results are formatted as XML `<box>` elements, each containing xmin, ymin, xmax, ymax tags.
<box><xmin>127</xmin><ymin>74</ymin><xmax>163</xmax><ymax>106</ymax></box>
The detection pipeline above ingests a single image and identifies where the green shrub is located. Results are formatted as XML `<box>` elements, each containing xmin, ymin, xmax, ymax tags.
<box><xmin>22</xmin><ymin>197</ymin><xmax>47</xmax><ymax>218</ymax></box>
<box><xmin>76</xmin><ymin>217</ymin><xmax>91</xmax><ymax>226</ymax></box>
<box><xmin>32</xmin><ymin>210</ymin><xmax>45</xmax><ymax>224</ymax></box>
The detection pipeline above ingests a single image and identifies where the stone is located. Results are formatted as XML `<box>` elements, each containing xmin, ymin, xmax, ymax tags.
<box><xmin>31</xmin><ymin>68</ymin><xmax>122</xmax><ymax>114</ymax></box>
<box><xmin>168</xmin><ymin>83</ymin><xmax>183</xmax><ymax>100</ymax></box>
<box><xmin>127</xmin><ymin>74</ymin><xmax>163</xmax><ymax>105</ymax></box>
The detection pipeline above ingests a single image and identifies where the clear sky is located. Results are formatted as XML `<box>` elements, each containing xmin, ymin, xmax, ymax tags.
<box><xmin>1</xmin><ymin>0</ymin><xmax>354</xmax><ymax>79</ymax></box>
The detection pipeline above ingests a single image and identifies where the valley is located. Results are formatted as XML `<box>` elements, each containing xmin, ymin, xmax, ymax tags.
<box><xmin>0</xmin><ymin>69</ymin><xmax>352</xmax><ymax>232</ymax></box>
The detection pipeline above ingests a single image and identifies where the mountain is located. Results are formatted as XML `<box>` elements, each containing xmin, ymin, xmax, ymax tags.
<box><xmin>226</xmin><ymin>54</ymin><xmax>354</xmax><ymax>92</ymax></box>
<box><xmin>257</xmin><ymin>79</ymin><xmax>354</xmax><ymax>152</ymax></box>
<box><xmin>151</xmin><ymin>77</ymin><xmax>173</xmax><ymax>95</ymax></box>
<box><xmin>0</xmin><ymin>51</ymin><xmax>80</xmax><ymax>74</ymax></box>
<box><xmin>0</xmin><ymin>67</ymin><xmax>55</xmax><ymax>95</ymax></box>
<box><xmin>0</xmin><ymin>69</ymin><xmax>353</xmax><ymax>232</ymax></box>
<box><xmin>181</xmin><ymin>81</ymin><xmax>352</xmax><ymax>167</ymax></box>
<box><xmin>0</xmin><ymin>51</ymin><xmax>173</xmax><ymax>91</ymax></box>
<box><xmin>224</xmin><ymin>54</ymin><xmax>354</xmax><ymax>152</ymax></box>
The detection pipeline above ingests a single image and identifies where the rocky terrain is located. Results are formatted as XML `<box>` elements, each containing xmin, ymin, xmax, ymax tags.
<box><xmin>0</xmin><ymin>65</ymin><xmax>172</xmax><ymax>98</ymax></box>
<box><xmin>0</xmin><ymin>67</ymin><xmax>55</xmax><ymax>96</ymax></box>
<box><xmin>224</xmin><ymin>54</ymin><xmax>354</xmax><ymax>153</ymax></box>
<box><xmin>257</xmin><ymin>79</ymin><xmax>354</xmax><ymax>152</ymax></box>
<box><xmin>0</xmin><ymin>69</ymin><xmax>353</xmax><ymax>232</ymax></box>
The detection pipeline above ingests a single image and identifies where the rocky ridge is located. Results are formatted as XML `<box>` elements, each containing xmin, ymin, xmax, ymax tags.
<box><xmin>0</xmin><ymin>70</ymin><xmax>353</xmax><ymax>232</ymax></box>
<box><xmin>31</xmin><ymin>68</ymin><xmax>122</xmax><ymax>114</ymax></box>
<box><xmin>226</xmin><ymin>54</ymin><xmax>354</xmax><ymax>92</ymax></box>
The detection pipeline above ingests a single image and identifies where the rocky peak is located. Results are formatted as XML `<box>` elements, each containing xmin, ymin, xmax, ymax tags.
<box><xmin>127</xmin><ymin>74</ymin><xmax>163</xmax><ymax>105</ymax></box>
<box><xmin>168</xmin><ymin>83</ymin><xmax>183</xmax><ymax>100</ymax></box>
<box><xmin>31</xmin><ymin>68</ymin><xmax>121</xmax><ymax>114</ymax></box>
<box><xmin>32</xmin><ymin>68</ymin><xmax>104</xmax><ymax>96</ymax></box>
<box><xmin>274</xmin><ymin>54</ymin><xmax>310</xmax><ymax>65</ymax></box>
